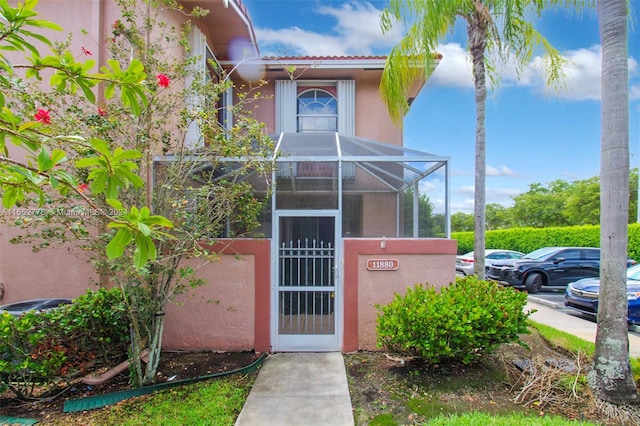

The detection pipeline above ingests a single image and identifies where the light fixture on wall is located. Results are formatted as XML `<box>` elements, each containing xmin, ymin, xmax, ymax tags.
<box><xmin>380</xmin><ymin>237</ymin><xmax>386</xmax><ymax>249</ymax></box>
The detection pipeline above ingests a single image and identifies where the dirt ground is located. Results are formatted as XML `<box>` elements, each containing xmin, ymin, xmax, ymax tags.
<box><xmin>0</xmin><ymin>351</ymin><xmax>261</xmax><ymax>424</ymax></box>
<box><xmin>346</xmin><ymin>329</ymin><xmax>640</xmax><ymax>425</ymax></box>
<box><xmin>2</xmin><ymin>330</ymin><xmax>640</xmax><ymax>425</ymax></box>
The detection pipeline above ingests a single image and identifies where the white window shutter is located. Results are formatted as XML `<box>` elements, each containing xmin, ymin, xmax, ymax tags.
<box><xmin>222</xmin><ymin>85</ymin><xmax>233</xmax><ymax>131</ymax></box>
<box><xmin>276</xmin><ymin>80</ymin><xmax>297</xmax><ymax>133</ymax></box>
<box><xmin>337</xmin><ymin>80</ymin><xmax>355</xmax><ymax>136</ymax></box>
<box><xmin>185</xmin><ymin>26</ymin><xmax>207</xmax><ymax>148</ymax></box>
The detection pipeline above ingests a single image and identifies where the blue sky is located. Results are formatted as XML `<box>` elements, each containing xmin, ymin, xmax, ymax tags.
<box><xmin>242</xmin><ymin>0</ymin><xmax>640</xmax><ymax>214</ymax></box>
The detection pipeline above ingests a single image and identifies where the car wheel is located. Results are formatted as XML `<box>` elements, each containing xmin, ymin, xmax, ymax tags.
<box><xmin>525</xmin><ymin>273</ymin><xmax>543</xmax><ymax>294</ymax></box>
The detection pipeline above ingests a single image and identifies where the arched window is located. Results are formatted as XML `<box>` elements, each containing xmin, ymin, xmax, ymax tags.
<box><xmin>297</xmin><ymin>89</ymin><xmax>337</xmax><ymax>132</ymax></box>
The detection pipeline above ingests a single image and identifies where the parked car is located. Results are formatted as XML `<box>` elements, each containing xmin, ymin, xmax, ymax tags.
<box><xmin>456</xmin><ymin>249</ymin><xmax>525</xmax><ymax>276</ymax></box>
<box><xmin>486</xmin><ymin>247</ymin><xmax>635</xmax><ymax>294</ymax></box>
<box><xmin>0</xmin><ymin>298</ymin><xmax>72</xmax><ymax>317</ymax></box>
<box><xmin>565</xmin><ymin>263</ymin><xmax>640</xmax><ymax>325</ymax></box>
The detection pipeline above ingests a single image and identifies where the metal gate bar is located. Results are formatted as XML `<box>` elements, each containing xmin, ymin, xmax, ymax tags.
<box><xmin>278</xmin><ymin>238</ymin><xmax>335</xmax><ymax>334</ymax></box>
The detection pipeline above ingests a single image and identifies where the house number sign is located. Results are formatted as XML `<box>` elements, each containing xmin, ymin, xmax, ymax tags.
<box><xmin>367</xmin><ymin>259</ymin><xmax>399</xmax><ymax>271</ymax></box>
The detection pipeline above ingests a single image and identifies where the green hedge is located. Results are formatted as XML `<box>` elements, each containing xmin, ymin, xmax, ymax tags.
<box><xmin>0</xmin><ymin>287</ymin><xmax>129</xmax><ymax>398</ymax></box>
<box><xmin>376</xmin><ymin>276</ymin><xmax>530</xmax><ymax>364</ymax></box>
<box><xmin>452</xmin><ymin>223</ymin><xmax>640</xmax><ymax>261</ymax></box>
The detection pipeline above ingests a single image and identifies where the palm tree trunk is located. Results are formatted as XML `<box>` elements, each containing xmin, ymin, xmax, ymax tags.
<box><xmin>593</xmin><ymin>0</ymin><xmax>637</xmax><ymax>404</ymax></box>
<box><xmin>469</xmin><ymin>21</ymin><xmax>488</xmax><ymax>279</ymax></box>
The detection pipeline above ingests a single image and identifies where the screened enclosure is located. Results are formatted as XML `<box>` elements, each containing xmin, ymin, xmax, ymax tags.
<box><xmin>155</xmin><ymin>132</ymin><xmax>450</xmax><ymax>239</ymax></box>
<box><xmin>264</xmin><ymin>132</ymin><xmax>450</xmax><ymax>239</ymax></box>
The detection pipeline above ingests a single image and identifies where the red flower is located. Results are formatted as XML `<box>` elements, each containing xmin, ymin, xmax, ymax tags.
<box><xmin>34</xmin><ymin>109</ymin><xmax>51</xmax><ymax>124</ymax></box>
<box><xmin>81</xmin><ymin>46</ymin><xmax>93</xmax><ymax>56</ymax></box>
<box><xmin>97</xmin><ymin>106</ymin><xmax>107</xmax><ymax>117</ymax></box>
<box><xmin>156</xmin><ymin>73</ymin><xmax>170</xmax><ymax>88</ymax></box>
<box><xmin>78</xmin><ymin>183</ymin><xmax>89</xmax><ymax>193</ymax></box>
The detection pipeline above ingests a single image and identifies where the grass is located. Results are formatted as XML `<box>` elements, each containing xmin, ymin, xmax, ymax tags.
<box><xmin>50</xmin><ymin>373</ymin><xmax>256</xmax><ymax>425</ymax></box>
<box><xmin>472</xmin><ymin>320</ymin><xmax>640</xmax><ymax>426</ymax></box>
<box><xmin>48</xmin><ymin>319</ymin><xmax>637</xmax><ymax>425</ymax></box>
<box><xmin>426</xmin><ymin>412</ymin><xmax>598</xmax><ymax>425</ymax></box>
<box><xmin>529</xmin><ymin>319</ymin><xmax>640</xmax><ymax>381</ymax></box>
<box><xmin>528</xmin><ymin>320</ymin><xmax>596</xmax><ymax>356</ymax></box>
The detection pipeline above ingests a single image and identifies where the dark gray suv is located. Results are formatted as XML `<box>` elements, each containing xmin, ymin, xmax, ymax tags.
<box><xmin>486</xmin><ymin>247</ymin><xmax>618</xmax><ymax>294</ymax></box>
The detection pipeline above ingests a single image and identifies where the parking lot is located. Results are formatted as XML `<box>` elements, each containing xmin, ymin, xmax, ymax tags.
<box><xmin>527</xmin><ymin>290</ymin><xmax>640</xmax><ymax>336</ymax></box>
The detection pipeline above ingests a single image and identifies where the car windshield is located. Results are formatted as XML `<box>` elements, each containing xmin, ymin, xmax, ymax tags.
<box><xmin>628</xmin><ymin>264</ymin><xmax>640</xmax><ymax>281</ymax></box>
<box><xmin>523</xmin><ymin>247</ymin><xmax>559</xmax><ymax>260</ymax></box>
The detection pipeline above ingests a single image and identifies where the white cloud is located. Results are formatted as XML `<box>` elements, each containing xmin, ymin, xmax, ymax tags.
<box><xmin>426</xmin><ymin>43</ymin><xmax>639</xmax><ymax>103</ymax></box>
<box><xmin>316</xmin><ymin>2</ymin><xmax>402</xmax><ymax>52</ymax></box>
<box><xmin>631</xmin><ymin>83</ymin><xmax>640</xmax><ymax>101</ymax></box>
<box><xmin>254</xmin><ymin>1</ymin><xmax>398</xmax><ymax>56</ymax></box>
<box><xmin>488</xmin><ymin>187</ymin><xmax>522</xmax><ymax>199</ymax></box>
<box><xmin>506</xmin><ymin>46</ymin><xmax>639</xmax><ymax>102</ymax></box>
<box><xmin>254</xmin><ymin>3</ymin><xmax>640</xmax><ymax>103</ymax></box>
<box><xmin>429</xmin><ymin>43</ymin><xmax>473</xmax><ymax>88</ymax></box>
<box><xmin>537</xmin><ymin>45</ymin><xmax>602</xmax><ymax>101</ymax></box>
<box><xmin>486</xmin><ymin>165</ymin><xmax>518</xmax><ymax>177</ymax></box>
<box><xmin>458</xmin><ymin>185</ymin><xmax>475</xmax><ymax>196</ymax></box>
<box><xmin>450</xmin><ymin>198</ymin><xmax>475</xmax><ymax>213</ymax></box>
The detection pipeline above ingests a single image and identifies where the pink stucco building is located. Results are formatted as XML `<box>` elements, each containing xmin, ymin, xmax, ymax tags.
<box><xmin>0</xmin><ymin>0</ymin><xmax>456</xmax><ymax>353</ymax></box>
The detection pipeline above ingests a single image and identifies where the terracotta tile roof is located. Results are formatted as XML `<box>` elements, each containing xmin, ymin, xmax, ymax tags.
<box><xmin>268</xmin><ymin>55</ymin><xmax>388</xmax><ymax>61</ymax></box>
<box><xmin>260</xmin><ymin>53</ymin><xmax>443</xmax><ymax>61</ymax></box>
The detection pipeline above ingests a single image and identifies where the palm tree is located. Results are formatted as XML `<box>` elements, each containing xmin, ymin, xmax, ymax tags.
<box><xmin>379</xmin><ymin>0</ymin><xmax>565</xmax><ymax>279</ymax></box>
<box><xmin>593</xmin><ymin>0</ymin><xmax>637</xmax><ymax>404</ymax></box>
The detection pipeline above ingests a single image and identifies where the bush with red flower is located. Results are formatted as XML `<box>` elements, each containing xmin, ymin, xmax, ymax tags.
<box><xmin>1</xmin><ymin>0</ymin><xmax>273</xmax><ymax>389</ymax></box>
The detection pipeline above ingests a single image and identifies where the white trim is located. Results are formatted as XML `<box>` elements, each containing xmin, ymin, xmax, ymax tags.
<box><xmin>226</xmin><ymin>0</ymin><xmax>259</xmax><ymax>56</ymax></box>
<box><xmin>271</xmin><ymin>210</ymin><xmax>342</xmax><ymax>352</ymax></box>
<box><xmin>221</xmin><ymin>58</ymin><xmax>389</xmax><ymax>70</ymax></box>
<box><xmin>185</xmin><ymin>26</ymin><xmax>207</xmax><ymax>149</ymax></box>
<box><xmin>223</xmin><ymin>85</ymin><xmax>233</xmax><ymax>131</ymax></box>
<box><xmin>337</xmin><ymin>80</ymin><xmax>355</xmax><ymax>136</ymax></box>
<box><xmin>275</xmin><ymin>80</ymin><xmax>297</xmax><ymax>133</ymax></box>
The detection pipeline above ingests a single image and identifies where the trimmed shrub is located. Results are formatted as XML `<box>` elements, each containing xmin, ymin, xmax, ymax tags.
<box><xmin>0</xmin><ymin>311</ymin><xmax>64</xmax><ymax>398</ymax></box>
<box><xmin>376</xmin><ymin>276</ymin><xmax>530</xmax><ymax>364</ymax></box>
<box><xmin>42</xmin><ymin>287</ymin><xmax>130</xmax><ymax>364</ymax></box>
<box><xmin>0</xmin><ymin>287</ymin><xmax>129</xmax><ymax>398</ymax></box>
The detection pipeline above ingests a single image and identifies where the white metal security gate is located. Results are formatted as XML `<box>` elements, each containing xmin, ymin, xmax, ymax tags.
<box><xmin>272</xmin><ymin>212</ymin><xmax>339</xmax><ymax>351</ymax></box>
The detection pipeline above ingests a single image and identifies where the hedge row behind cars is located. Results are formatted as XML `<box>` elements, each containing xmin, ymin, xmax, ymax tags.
<box><xmin>453</xmin><ymin>223</ymin><xmax>640</xmax><ymax>261</ymax></box>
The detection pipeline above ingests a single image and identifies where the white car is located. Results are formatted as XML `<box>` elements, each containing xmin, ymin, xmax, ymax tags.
<box><xmin>456</xmin><ymin>249</ymin><xmax>525</xmax><ymax>276</ymax></box>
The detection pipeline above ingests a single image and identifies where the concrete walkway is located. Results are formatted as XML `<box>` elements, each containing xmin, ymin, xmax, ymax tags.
<box><xmin>235</xmin><ymin>352</ymin><xmax>354</xmax><ymax>426</ymax></box>
<box><xmin>527</xmin><ymin>297</ymin><xmax>640</xmax><ymax>357</ymax></box>
<box><xmin>235</xmin><ymin>299</ymin><xmax>640</xmax><ymax>426</ymax></box>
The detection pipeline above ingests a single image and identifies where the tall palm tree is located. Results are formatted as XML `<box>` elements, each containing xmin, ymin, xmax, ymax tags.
<box><xmin>593</xmin><ymin>0</ymin><xmax>637</xmax><ymax>404</ymax></box>
<box><xmin>379</xmin><ymin>0</ymin><xmax>565</xmax><ymax>279</ymax></box>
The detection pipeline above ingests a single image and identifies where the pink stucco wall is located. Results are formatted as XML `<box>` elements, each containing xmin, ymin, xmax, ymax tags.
<box><xmin>162</xmin><ymin>254</ymin><xmax>256</xmax><ymax>351</ymax></box>
<box><xmin>342</xmin><ymin>238</ymin><xmax>458</xmax><ymax>352</ymax></box>
<box><xmin>162</xmin><ymin>239</ymin><xmax>271</xmax><ymax>352</ymax></box>
<box><xmin>0</xmin><ymin>223</ymin><xmax>97</xmax><ymax>302</ymax></box>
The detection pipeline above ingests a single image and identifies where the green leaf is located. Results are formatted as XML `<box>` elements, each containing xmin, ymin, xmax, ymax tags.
<box><xmin>133</xmin><ymin>233</ymin><xmax>149</xmax><ymax>268</ymax></box>
<box><xmin>89</xmin><ymin>138</ymin><xmax>111</xmax><ymax>156</ymax></box>
<box><xmin>1</xmin><ymin>187</ymin><xmax>18</xmax><ymax>208</ymax></box>
<box><xmin>49</xmin><ymin>149</ymin><xmax>67</xmax><ymax>166</ymax></box>
<box><xmin>90</xmin><ymin>171</ymin><xmax>108</xmax><ymax>194</ymax></box>
<box><xmin>75</xmin><ymin>157</ymin><xmax>103</xmax><ymax>168</ymax></box>
<box><xmin>106</xmin><ymin>228</ymin><xmax>132</xmax><ymax>259</ymax></box>
<box><xmin>113</xmin><ymin>149</ymin><xmax>142</xmax><ymax>162</ymax></box>
<box><xmin>137</xmin><ymin>222</ymin><xmax>151</xmax><ymax>236</ymax></box>
<box><xmin>143</xmin><ymin>216</ymin><xmax>174</xmax><ymax>228</ymax></box>
<box><xmin>37</xmin><ymin>147</ymin><xmax>51</xmax><ymax>171</ymax></box>
<box><xmin>106</xmin><ymin>198</ymin><xmax>124</xmax><ymax>211</ymax></box>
